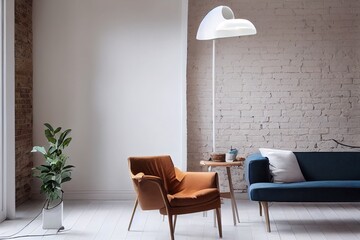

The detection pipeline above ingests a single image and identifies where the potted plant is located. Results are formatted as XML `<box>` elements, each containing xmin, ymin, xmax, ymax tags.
<box><xmin>32</xmin><ymin>123</ymin><xmax>74</xmax><ymax>229</ymax></box>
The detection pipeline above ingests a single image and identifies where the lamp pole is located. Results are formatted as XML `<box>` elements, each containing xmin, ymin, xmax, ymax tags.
<box><xmin>212</xmin><ymin>40</ymin><xmax>216</xmax><ymax>153</ymax></box>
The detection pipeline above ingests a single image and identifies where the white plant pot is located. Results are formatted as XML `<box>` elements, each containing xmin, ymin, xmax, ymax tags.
<box><xmin>42</xmin><ymin>201</ymin><xmax>63</xmax><ymax>229</ymax></box>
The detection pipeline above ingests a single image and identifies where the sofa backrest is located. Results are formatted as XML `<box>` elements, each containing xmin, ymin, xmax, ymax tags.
<box><xmin>294</xmin><ymin>152</ymin><xmax>360</xmax><ymax>181</ymax></box>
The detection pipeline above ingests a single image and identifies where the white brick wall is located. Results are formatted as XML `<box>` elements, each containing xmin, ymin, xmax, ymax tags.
<box><xmin>187</xmin><ymin>0</ymin><xmax>360</xmax><ymax>191</ymax></box>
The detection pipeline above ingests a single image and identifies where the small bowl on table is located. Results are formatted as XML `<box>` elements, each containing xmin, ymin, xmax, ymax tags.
<box><xmin>210</xmin><ymin>153</ymin><xmax>226</xmax><ymax>162</ymax></box>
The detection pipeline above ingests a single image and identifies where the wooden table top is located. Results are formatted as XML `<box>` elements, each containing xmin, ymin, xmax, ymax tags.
<box><xmin>200</xmin><ymin>160</ymin><xmax>244</xmax><ymax>167</ymax></box>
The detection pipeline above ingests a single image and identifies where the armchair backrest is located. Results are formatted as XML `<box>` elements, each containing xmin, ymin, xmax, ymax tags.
<box><xmin>128</xmin><ymin>155</ymin><xmax>180</xmax><ymax>210</ymax></box>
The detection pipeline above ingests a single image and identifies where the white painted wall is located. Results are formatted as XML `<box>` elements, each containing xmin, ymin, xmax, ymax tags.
<box><xmin>33</xmin><ymin>0</ymin><xmax>187</xmax><ymax>199</ymax></box>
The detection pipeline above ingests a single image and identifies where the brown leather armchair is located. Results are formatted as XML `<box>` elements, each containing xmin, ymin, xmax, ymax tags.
<box><xmin>128</xmin><ymin>155</ymin><xmax>222</xmax><ymax>240</ymax></box>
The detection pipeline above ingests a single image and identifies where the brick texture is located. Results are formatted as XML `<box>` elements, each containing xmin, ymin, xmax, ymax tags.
<box><xmin>15</xmin><ymin>0</ymin><xmax>33</xmax><ymax>205</ymax></box>
<box><xmin>187</xmin><ymin>0</ymin><xmax>360</xmax><ymax>191</ymax></box>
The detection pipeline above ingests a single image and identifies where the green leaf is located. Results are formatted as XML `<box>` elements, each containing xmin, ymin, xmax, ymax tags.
<box><xmin>63</xmin><ymin>165</ymin><xmax>75</xmax><ymax>169</ymax></box>
<box><xmin>55</xmin><ymin>160</ymin><xmax>62</xmax><ymax>169</ymax></box>
<box><xmin>44</xmin><ymin>123</ymin><xmax>54</xmax><ymax>132</ymax></box>
<box><xmin>61</xmin><ymin>177</ymin><xmax>72</xmax><ymax>183</ymax></box>
<box><xmin>61</xmin><ymin>170</ymin><xmax>70</xmax><ymax>176</ymax></box>
<box><xmin>48</xmin><ymin>146</ymin><xmax>57</xmax><ymax>155</ymax></box>
<box><xmin>58</xmin><ymin>129</ymin><xmax>71</xmax><ymax>148</ymax></box>
<box><xmin>61</xmin><ymin>169</ymin><xmax>72</xmax><ymax>175</ymax></box>
<box><xmin>57</xmin><ymin>149</ymin><xmax>62</xmax><ymax>156</ymax></box>
<box><xmin>48</xmin><ymin>137</ymin><xmax>56</xmax><ymax>144</ymax></box>
<box><xmin>54</xmin><ymin>127</ymin><xmax>62</xmax><ymax>134</ymax></box>
<box><xmin>31</xmin><ymin>146</ymin><xmax>46</xmax><ymax>155</ymax></box>
<box><xmin>35</xmin><ymin>165</ymin><xmax>51</xmax><ymax>172</ymax></box>
<box><xmin>45</xmin><ymin>129</ymin><xmax>53</xmax><ymax>139</ymax></box>
<box><xmin>46</xmin><ymin>157</ymin><xmax>58</xmax><ymax>164</ymax></box>
<box><xmin>62</xmin><ymin>138</ymin><xmax>72</xmax><ymax>148</ymax></box>
<box><xmin>46</xmin><ymin>179</ymin><xmax>59</xmax><ymax>187</ymax></box>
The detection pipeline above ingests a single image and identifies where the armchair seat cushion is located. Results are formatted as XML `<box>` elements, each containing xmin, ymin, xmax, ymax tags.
<box><xmin>249</xmin><ymin>180</ymin><xmax>360</xmax><ymax>202</ymax></box>
<box><xmin>168</xmin><ymin>188</ymin><xmax>220</xmax><ymax>207</ymax></box>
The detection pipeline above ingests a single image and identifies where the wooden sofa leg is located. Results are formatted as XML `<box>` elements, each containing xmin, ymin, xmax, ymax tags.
<box><xmin>260</xmin><ymin>201</ymin><xmax>271</xmax><ymax>232</ymax></box>
<box><xmin>259</xmin><ymin>202</ymin><xmax>262</xmax><ymax>216</ymax></box>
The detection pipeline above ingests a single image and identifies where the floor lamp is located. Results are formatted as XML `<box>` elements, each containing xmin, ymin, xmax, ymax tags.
<box><xmin>196</xmin><ymin>6</ymin><xmax>257</xmax><ymax>153</ymax></box>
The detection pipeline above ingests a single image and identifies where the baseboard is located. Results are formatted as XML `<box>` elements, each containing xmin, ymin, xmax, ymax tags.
<box><xmin>31</xmin><ymin>190</ymin><xmax>136</xmax><ymax>201</ymax></box>
<box><xmin>31</xmin><ymin>190</ymin><xmax>247</xmax><ymax>201</ymax></box>
<box><xmin>234</xmin><ymin>191</ymin><xmax>249</xmax><ymax>200</ymax></box>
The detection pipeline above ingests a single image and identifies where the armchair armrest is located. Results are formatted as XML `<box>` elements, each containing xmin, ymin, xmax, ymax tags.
<box><xmin>132</xmin><ymin>173</ymin><xmax>165</xmax><ymax>189</ymax></box>
<box><xmin>133</xmin><ymin>173</ymin><xmax>170</xmax><ymax>210</ymax></box>
<box><xmin>132</xmin><ymin>172</ymin><xmax>145</xmax><ymax>181</ymax></box>
<box><xmin>131</xmin><ymin>173</ymin><xmax>164</xmax><ymax>185</ymax></box>
<box><xmin>245</xmin><ymin>153</ymin><xmax>271</xmax><ymax>185</ymax></box>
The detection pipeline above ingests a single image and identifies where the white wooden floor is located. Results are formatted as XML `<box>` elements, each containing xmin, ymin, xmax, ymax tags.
<box><xmin>0</xmin><ymin>199</ymin><xmax>360</xmax><ymax>239</ymax></box>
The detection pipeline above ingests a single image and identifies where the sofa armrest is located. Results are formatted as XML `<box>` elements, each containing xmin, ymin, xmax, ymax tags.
<box><xmin>245</xmin><ymin>153</ymin><xmax>271</xmax><ymax>185</ymax></box>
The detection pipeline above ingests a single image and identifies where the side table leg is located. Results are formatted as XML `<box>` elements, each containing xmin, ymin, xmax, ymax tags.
<box><xmin>226</xmin><ymin>167</ymin><xmax>240</xmax><ymax>225</ymax></box>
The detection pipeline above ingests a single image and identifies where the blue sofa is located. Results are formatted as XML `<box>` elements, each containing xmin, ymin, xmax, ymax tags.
<box><xmin>245</xmin><ymin>152</ymin><xmax>360</xmax><ymax>232</ymax></box>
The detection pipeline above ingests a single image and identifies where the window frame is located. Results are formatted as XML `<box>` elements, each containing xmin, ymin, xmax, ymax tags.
<box><xmin>3</xmin><ymin>0</ymin><xmax>15</xmax><ymax>220</ymax></box>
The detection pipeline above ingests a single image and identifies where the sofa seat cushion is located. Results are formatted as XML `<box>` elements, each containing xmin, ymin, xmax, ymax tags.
<box><xmin>167</xmin><ymin>188</ymin><xmax>219</xmax><ymax>207</ymax></box>
<box><xmin>249</xmin><ymin>181</ymin><xmax>360</xmax><ymax>202</ymax></box>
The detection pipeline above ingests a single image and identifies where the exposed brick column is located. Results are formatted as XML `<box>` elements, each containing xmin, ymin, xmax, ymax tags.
<box><xmin>15</xmin><ymin>0</ymin><xmax>33</xmax><ymax>205</ymax></box>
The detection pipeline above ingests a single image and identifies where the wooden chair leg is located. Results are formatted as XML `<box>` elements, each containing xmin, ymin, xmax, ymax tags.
<box><xmin>213</xmin><ymin>209</ymin><xmax>216</xmax><ymax>227</ymax></box>
<box><xmin>260</xmin><ymin>201</ymin><xmax>271</xmax><ymax>232</ymax></box>
<box><xmin>259</xmin><ymin>202</ymin><xmax>262</xmax><ymax>216</ymax></box>
<box><xmin>215</xmin><ymin>208</ymin><xmax>223</xmax><ymax>238</ymax></box>
<box><xmin>127</xmin><ymin>197</ymin><xmax>138</xmax><ymax>231</ymax></box>
<box><xmin>174</xmin><ymin>215</ymin><xmax>177</xmax><ymax>230</ymax></box>
<box><xmin>168</xmin><ymin>214</ymin><xmax>175</xmax><ymax>240</ymax></box>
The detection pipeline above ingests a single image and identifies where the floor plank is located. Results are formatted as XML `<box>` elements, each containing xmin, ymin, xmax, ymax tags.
<box><xmin>1</xmin><ymin>200</ymin><xmax>359</xmax><ymax>240</ymax></box>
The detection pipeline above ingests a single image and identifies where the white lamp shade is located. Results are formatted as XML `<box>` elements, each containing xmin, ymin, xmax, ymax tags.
<box><xmin>196</xmin><ymin>6</ymin><xmax>257</xmax><ymax>40</ymax></box>
<box><xmin>216</xmin><ymin>19</ymin><xmax>256</xmax><ymax>38</ymax></box>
